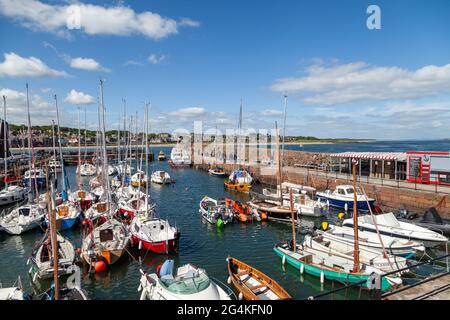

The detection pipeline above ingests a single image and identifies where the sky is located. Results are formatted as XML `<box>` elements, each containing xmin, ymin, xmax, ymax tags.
<box><xmin>0</xmin><ymin>0</ymin><xmax>450</xmax><ymax>140</ymax></box>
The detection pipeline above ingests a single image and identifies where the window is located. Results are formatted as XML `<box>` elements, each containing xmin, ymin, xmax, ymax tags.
<box><xmin>338</xmin><ymin>189</ymin><xmax>345</xmax><ymax>195</ymax></box>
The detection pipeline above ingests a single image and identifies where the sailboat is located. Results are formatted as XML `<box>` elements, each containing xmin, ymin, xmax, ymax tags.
<box><xmin>130</xmin><ymin>103</ymin><xmax>180</xmax><ymax>254</ymax></box>
<box><xmin>1</xmin><ymin>85</ymin><xmax>45</xmax><ymax>235</ymax></box>
<box><xmin>44</xmin><ymin>95</ymin><xmax>81</xmax><ymax>231</ymax></box>
<box><xmin>208</xmin><ymin>126</ymin><xmax>226</xmax><ymax>177</ymax></box>
<box><xmin>0</xmin><ymin>95</ymin><xmax>28</xmax><ymax>206</ymax></box>
<box><xmin>273</xmin><ymin>161</ymin><xmax>403</xmax><ymax>292</ymax></box>
<box><xmin>81</xmin><ymin>80</ymin><xmax>130</xmax><ymax>269</ymax></box>
<box><xmin>224</xmin><ymin>100</ymin><xmax>252</xmax><ymax>192</ymax></box>
<box><xmin>69</xmin><ymin>107</ymin><xmax>96</xmax><ymax>212</ymax></box>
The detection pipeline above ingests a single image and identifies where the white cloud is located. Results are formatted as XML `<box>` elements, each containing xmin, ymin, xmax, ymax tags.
<box><xmin>0</xmin><ymin>0</ymin><xmax>199</xmax><ymax>40</ymax></box>
<box><xmin>0</xmin><ymin>52</ymin><xmax>68</xmax><ymax>78</ymax></box>
<box><xmin>148</xmin><ymin>54</ymin><xmax>165</xmax><ymax>65</ymax></box>
<box><xmin>70</xmin><ymin>57</ymin><xmax>110</xmax><ymax>72</ymax></box>
<box><xmin>271</xmin><ymin>61</ymin><xmax>450</xmax><ymax>106</ymax></box>
<box><xmin>0</xmin><ymin>87</ymin><xmax>55</xmax><ymax>124</ymax></box>
<box><xmin>261</xmin><ymin>109</ymin><xmax>283</xmax><ymax>116</ymax></box>
<box><xmin>64</xmin><ymin>89</ymin><xmax>95</xmax><ymax>105</ymax></box>
<box><xmin>168</xmin><ymin>107</ymin><xmax>206</xmax><ymax>118</ymax></box>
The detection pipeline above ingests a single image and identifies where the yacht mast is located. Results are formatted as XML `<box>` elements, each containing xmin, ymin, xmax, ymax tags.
<box><xmin>280</xmin><ymin>94</ymin><xmax>287</xmax><ymax>184</ymax></box>
<box><xmin>26</xmin><ymin>84</ymin><xmax>39</xmax><ymax>203</ymax></box>
<box><xmin>54</xmin><ymin>94</ymin><xmax>68</xmax><ymax>200</ymax></box>
<box><xmin>352</xmin><ymin>159</ymin><xmax>360</xmax><ymax>273</ymax></box>
<box><xmin>2</xmin><ymin>96</ymin><xmax>8</xmax><ymax>186</ymax></box>
<box><xmin>144</xmin><ymin>103</ymin><xmax>149</xmax><ymax>216</ymax></box>
<box><xmin>77</xmin><ymin>106</ymin><xmax>81</xmax><ymax>189</ymax></box>
<box><xmin>276</xmin><ymin>121</ymin><xmax>282</xmax><ymax>204</ymax></box>
<box><xmin>51</xmin><ymin>120</ymin><xmax>57</xmax><ymax>163</ymax></box>
<box><xmin>99</xmin><ymin>79</ymin><xmax>111</xmax><ymax>208</ymax></box>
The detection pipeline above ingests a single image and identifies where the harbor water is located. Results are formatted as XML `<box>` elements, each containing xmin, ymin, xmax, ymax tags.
<box><xmin>0</xmin><ymin>145</ymin><xmax>448</xmax><ymax>300</ymax></box>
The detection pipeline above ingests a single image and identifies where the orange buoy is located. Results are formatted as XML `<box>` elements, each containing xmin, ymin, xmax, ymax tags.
<box><xmin>260</xmin><ymin>212</ymin><xmax>267</xmax><ymax>220</ymax></box>
<box><xmin>239</xmin><ymin>214</ymin><xmax>247</xmax><ymax>222</ymax></box>
<box><xmin>94</xmin><ymin>260</ymin><xmax>107</xmax><ymax>273</ymax></box>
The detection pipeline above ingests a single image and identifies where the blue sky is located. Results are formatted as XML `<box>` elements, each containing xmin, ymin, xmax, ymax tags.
<box><xmin>0</xmin><ymin>0</ymin><xmax>450</xmax><ymax>139</ymax></box>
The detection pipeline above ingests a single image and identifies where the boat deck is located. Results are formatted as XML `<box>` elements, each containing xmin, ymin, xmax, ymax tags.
<box><xmin>384</xmin><ymin>272</ymin><xmax>450</xmax><ymax>300</ymax></box>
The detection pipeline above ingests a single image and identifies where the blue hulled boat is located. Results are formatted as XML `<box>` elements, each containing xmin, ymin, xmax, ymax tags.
<box><xmin>317</xmin><ymin>185</ymin><xmax>375</xmax><ymax>211</ymax></box>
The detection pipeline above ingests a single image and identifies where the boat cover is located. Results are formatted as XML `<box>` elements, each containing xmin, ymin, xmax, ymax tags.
<box><xmin>160</xmin><ymin>260</ymin><xmax>174</xmax><ymax>277</ymax></box>
<box><xmin>361</xmin><ymin>212</ymin><xmax>400</xmax><ymax>227</ymax></box>
<box><xmin>422</xmin><ymin>207</ymin><xmax>443</xmax><ymax>224</ymax></box>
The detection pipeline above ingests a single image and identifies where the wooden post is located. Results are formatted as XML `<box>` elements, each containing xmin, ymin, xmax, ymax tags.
<box><xmin>352</xmin><ymin>159</ymin><xmax>360</xmax><ymax>273</ymax></box>
<box><xmin>290</xmin><ymin>189</ymin><xmax>296</xmax><ymax>253</ymax></box>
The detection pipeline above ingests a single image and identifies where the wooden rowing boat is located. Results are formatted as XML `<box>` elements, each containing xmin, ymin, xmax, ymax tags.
<box><xmin>227</xmin><ymin>256</ymin><xmax>291</xmax><ymax>300</ymax></box>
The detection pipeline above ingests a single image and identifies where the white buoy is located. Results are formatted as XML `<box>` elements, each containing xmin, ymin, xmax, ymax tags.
<box><xmin>320</xmin><ymin>271</ymin><xmax>324</xmax><ymax>284</ymax></box>
<box><xmin>300</xmin><ymin>264</ymin><xmax>304</xmax><ymax>274</ymax></box>
<box><xmin>282</xmin><ymin>255</ymin><xmax>286</xmax><ymax>265</ymax></box>
<box><xmin>344</xmin><ymin>202</ymin><xmax>348</xmax><ymax>212</ymax></box>
<box><xmin>227</xmin><ymin>276</ymin><xmax>232</xmax><ymax>285</ymax></box>
<box><xmin>238</xmin><ymin>292</ymin><xmax>243</xmax><ymax>300</ymax></box>
<box><xmin>138</xmin><ymin>241</ymin><xmax>142</xmax><ymax>250</ymax></box>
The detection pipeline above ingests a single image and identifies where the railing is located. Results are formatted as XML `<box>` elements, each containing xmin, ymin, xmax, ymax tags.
<box><xmin>308</xmin><ymin>252</ymin><xmax>450</xmax><ymax>300</ymax></box>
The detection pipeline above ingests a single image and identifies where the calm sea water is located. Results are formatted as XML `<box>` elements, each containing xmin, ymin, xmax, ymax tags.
<box><xmin>0</xmin><ymin>143</ymin><xmax>447</xmax><ymax>300</ymax></box>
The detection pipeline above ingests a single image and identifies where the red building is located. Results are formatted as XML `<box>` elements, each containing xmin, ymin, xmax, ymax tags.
<box><xmin>407</xmin><ymin>151</ymin><xmax>450</xmax><ymax>185</ymax></box>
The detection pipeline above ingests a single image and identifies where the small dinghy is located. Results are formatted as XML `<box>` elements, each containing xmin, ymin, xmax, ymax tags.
<box><xmin>343</xmin><ymin>212</ymin><xmax>448</xmax><ymax>248</ymax></box>
<box><xmin>0</xmin><ymin>204</ymin><xmax>45</xmax><ymax>235</ymax></box>
<box><xmin>131</xmin><ymin>170</ymin><xmax>148</xmax><ymax>187</ymax></box>
<box><xmin>81</xmin><ymin>218</ymin><xmax>130</xmax><ymax>268</ymax></box>
<box><xmin>157</xmin><ymin>150</ymin><xmax>166</xmax><ymax>161</ymax></box>
<box><xmin>208</xmin><ymin>167</ymin><xmax>227</xmax><ymax>177</ymax></box>
<box><xmin>225</xmin><ymin>198</ymin><xmax>265</xmax><ymax>222</ymax></box>
<box><xmin>227</xmin><ymin>257</ymin><xmax>291</xmax><ymax>300</ymax></box>
<box><xmin>397</xmin><ymin>207</ymin><xmax>450</xmax><ymax>236</ymax></box>
<box><xmin>151</xmin><ymin>171</ymin><xmax>171</xmax><ymax>184</ymax></box>
<box><xmin>41</xmin><ymin>285</ymin><xmax>88</xmax><ymax>300</ymax></box>
<box><xmin>224</xmin><ymin>169</ymin><xmax>252</xmax><ymax>193</ymax></box>
<box><xmin>28</xmin><ymin>233</ymin><xmax>76</xmax><ymax>284</ymax></box>
<box><xmin>138</xmin><ymin>260</ymin><xmax>232</xmax><ymax>300</ymax></box>
<box><xmin>199</xmin><ymin>196</ymin><xmax>234</xmax><ymax>226</ymax></box>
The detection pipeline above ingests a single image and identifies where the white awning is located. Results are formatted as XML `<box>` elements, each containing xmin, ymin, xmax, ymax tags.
<box><xmin>330</xmin><ymin>152</ymin><xmax>407</xmax><ymax>161</ymax></box>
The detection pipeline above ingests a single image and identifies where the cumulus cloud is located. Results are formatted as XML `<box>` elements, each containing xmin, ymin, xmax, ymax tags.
<box><xmin>271</xmin><ymin>61</ymin><xmax>450</xmax><ymax>106</ymax></box>
<box><xmin>64</xmin><ymin>89</ymin><xmax>95</xmax><ymax>105</ymax></box>
<box><xmin>168</xmin><ymin>107</ymin><xmax>206</xmax><ymax>118</ymax></box>
<box><xmin>0</xmin><ymin>52</ymin><xmax>68</xmax><ymax>78</ymax></box>
<box><xmin>0</xmin><ymin>87</ymin><xmax>56</xmax><ymax>124</ymax></box>
<box><xmin>261</xmin><ymin>109</ymin><xmax>283</xmax><ymax>116</ymax></box>
<box><xmin>70</xmin><ymin>57</ymin><xmax>110</xmax><ymax>72</ymax></box>
<box><xmin>148</xmin><ymin>54</ymin><xmax>165</xmax><ymax>65</ymax></box>
<box><xmin>0</xmin><ymin>0</ymin><xmax>199</xmax><ymax>40</ymax></box>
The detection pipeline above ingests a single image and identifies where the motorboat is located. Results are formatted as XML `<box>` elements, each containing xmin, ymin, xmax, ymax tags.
<box><xmin>397</xmin><ymin>207</ymin><xmax>450</xmax><ymax>236</ymax></box>
<box><xmin>151</xmin><ymin>171</ymin><xmax>171</xmax><ymax>184</ymax></box>
<box><xmin>0</xmin><ymin>185</ymin><xmax>28</xmax><ymax>206</ymax></box>
<box><xmin>225</xmin><ymin>198</ymin><xmax>265</xmax><ymax>222</ymax></box>
<box><xmin>77</xmin><ymin>163</ymin><xmax>97</xmax><ymax>176</ymax></box>
<box><xmin>199</xmin><ymin>196</ymin><xmax>234</xmax><ymax>226</ymax></box>
<box><xmin>316</xmin><ymin>224</ymin><xmax>424</xmax><ymax>258</ymax></box>
<box><xmin>157</xmin><ymin>150</ymin><xmax>166</xmax><ymax>161</ymax></box>
<box><xmin>227</xmin><ymin>257</ymin><xmax>291</xmax><ymax>300</ymax></box>
<box><xmin>131</xmin><ymin>170</ymin><xmax>148</xmax><ymax>187</ymax></box>
<box><xmin>208</xmin><ymin>167</ymin><xmax>227</xmax><ymax>177</ymax></box>
<box><xmin>0</xmin><ymin>277</ymin><xmax>29</xmax><ymax>300</ymax></box>
<box><xmin>28</xmin><ymin>233</ymin><xmax>76</xmax><ymax>284</ymax></box>
<box><xmin>81</xmin><ymin>218</ymin><xmax>130</xmax><ymax>268</ymax></box>
<box><xmin>317</xmin><ymin>185</ymin><xmax>375</xmax><ymax>211</ymax></box>
<box><xmin>0</xmin><ymin>204</ymin><xmax>45</xmax><ymax>235</ymax></box>
<box><xmin>343</xmin><ymin>212</ymin><xmax>449</xmax><ymax>248</ymax></box>
<box><xmin>138</xmin><ymin>260</ymin><xmax>232</xmax><ymax>300</ymax></box>
<box><xmin>168</xmin><ymin>145</ymin><xmax>191</xmax><ymax>168</ymax></box>
<box><xmin>22</xmin><ymin>168</ymin><xmax>46</xmax><ymax>188</ymax></box>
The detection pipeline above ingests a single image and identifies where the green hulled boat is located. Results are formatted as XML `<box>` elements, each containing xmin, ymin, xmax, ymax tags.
<box><xmin>274</xmin><ymin>241</ymin><xmax>401</xmax><ymax>292</ymax></box>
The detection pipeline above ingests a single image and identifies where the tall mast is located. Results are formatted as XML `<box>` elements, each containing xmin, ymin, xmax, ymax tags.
<box><xmin>275</xmin><ymin>121</ymin><xmax>282</xmax><ymax>204</ymax></box>
<box><xmin>352</xmin><ymin>159</ymin><xmax>360</xmax><ymax>273</ymax></box>
<box><xmin>280</xmin><ymin>94</ymin><xmax>287</xmax><ymax>183</ymax></box>
<box><xmin>46</xmin><ymin>166</ymin><xmax>59</xmax><ymax>300</ymax></box>
<box><xmin>54</xmin><ymin>95</ymin><xmax>68</xmax><ymax>199</ymax></box>
<box><xmin>145</xmin><ymin>103</ymin><xmax>149</xmax><ymax>216</ymax></box>
<box><xmin>84</xmin><ymin>106</ymin><xmax>87</xmax><ymax>162</ymax></box>
<box><xmin>77</xmin><ymin>106</ymin><xmax>81</xmax><ymax>189</ymax></box>
<box><xmin>3</xmin><ymin>96</ymin><xmax>8</xmax><ymax>185</ymax></box>
<box><xmin>99</xmin><ymin>79</ymin><xmax>111</xmax><ymax>207</ymax></box>
<box><xmin>117</xmin><ymin>111</ymin><xmax>121</xmax><ymax>164</ymax></box>
<box><xmin>51</xmin><ymin>120</ymin><xmax>57</xmax><ymax>162</ymax></box>
<box><xmin>26</xmin><ymin>83</ymin><xmax>38</xmax><ymax>203</ymax></box>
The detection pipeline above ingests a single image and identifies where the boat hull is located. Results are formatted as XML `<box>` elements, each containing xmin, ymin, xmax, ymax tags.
<box><xmin>224</xmin><ymin>181</ymin><xmax>251</xmax><ymax>193</ymax></box>
<box><xmin>318</xmin><ymin>196</ymin><xmax>375</xmax><ymax>211</ymax></box>
<box><xmin>168</xmin><ymin>160</ymin><xmax>191</xmax><ymax>168</ymax></box>
<box><xmin>131</xmin><ymin>233</ymin><xmax>180</xmax><ymax>254</ymax></box>
<box><xmin>273</xmin><ymin>244</ymin><xmax>393</xmax><ymax>292</ymax></box>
